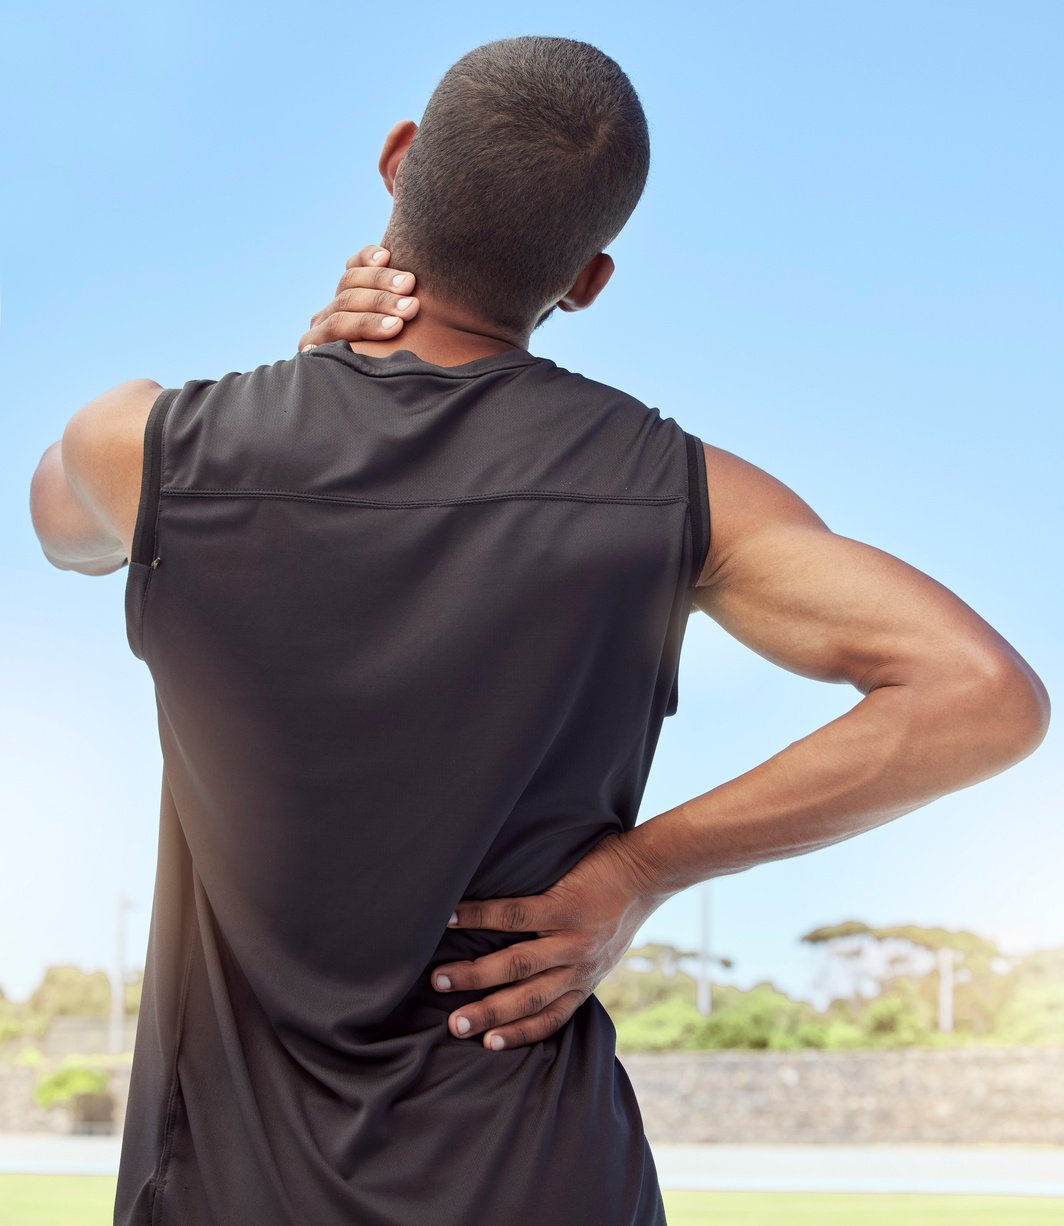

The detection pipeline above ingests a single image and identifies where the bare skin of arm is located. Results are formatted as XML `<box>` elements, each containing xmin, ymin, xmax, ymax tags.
<box><xmin>434</xmin><ymin>444</ymin><xmax>1051</xmax><ymax>1052</ymax></box>
<box><xmin>28</xmin><ymin>247</ymin><xmax>420</xmax><ymax>571</ymax></box>
<box><xmin>616</xmin><ymin>446</ymin><xmax>1051</xmax><ymax>892</ymax></box>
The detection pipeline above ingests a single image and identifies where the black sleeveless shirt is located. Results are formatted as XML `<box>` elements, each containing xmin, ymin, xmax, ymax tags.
<box><xmin>114</xmin><ymin>340</ymin><xmax>710</xmax><ymax>1225</ymax></box>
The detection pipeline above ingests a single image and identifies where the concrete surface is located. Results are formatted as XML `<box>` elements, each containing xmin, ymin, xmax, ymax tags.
<box><xmin>0</xmin><ymin>1133</ymin><xmax>1062</xmax><ymax>1197</ymax></box>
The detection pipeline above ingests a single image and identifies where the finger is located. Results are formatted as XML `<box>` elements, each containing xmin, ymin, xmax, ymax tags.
<box><xmin>453</xmin><ymin>980</ymin><xmax>590</xmax><ymax>1049</ymax></box>
<box><xmin>431</xmin><ymin>934</ymin><xmax>574</xmax><ymax>994</ymax></box>
<box><xmin>334</xmin><ymin>263</ymin><xmax>416</xmax><ymax>300</ymax></box>
<box><xmin>448</xmin><ymin>894</ymin><xmax>565</xmax><ymax>935</ymax></box>
<box><xmin>479</xmin><ymin>990</ymin><xmax>589</xmax><ymax>1050</ymax></box>
<box><xmin>346</xmin><ymin>244</ymin><xmax>391</xmax><ymax>270</ymax></box>
<box><xmin>298</xmin><ymin>309</ymin><xmax>409</xmax><ymax>352</ymax></box>
<box><xmin>310</xmin><ymin>285</ymin><xmax>420</xmax><ymax>331</ymax></box>
<box><xmin>444</xmin><ymin>969</ymin><xmax>579</xmax><ymax>1042</ymax></box>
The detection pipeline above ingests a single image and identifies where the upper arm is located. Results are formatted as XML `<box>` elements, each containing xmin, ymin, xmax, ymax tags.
<box><xmin>691</xmin><ymin>442</ymin><xmax>1048</xmax><ymax>708</ymax></box>
<box><xmin>30</xmin><ymin>378</ymin><xmax>162</xmax><ymax>571</ymax></box>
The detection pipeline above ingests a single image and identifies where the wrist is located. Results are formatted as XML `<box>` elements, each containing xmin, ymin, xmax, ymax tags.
<box><xmin>603</xmin><ymin>826</ymin><xmax>682</xmax><ymax>910</ymax></box>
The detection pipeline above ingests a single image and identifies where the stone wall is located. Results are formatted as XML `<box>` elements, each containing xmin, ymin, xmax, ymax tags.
<box><xmin>0</xmin><ymin>1065</ymin><xmax>68</xmax><ymax>1133</ymax></box>
<box><xmin>39</xmin><ymin>1017</ymin><xmax>138</xmax><ymax>1058</ymax></box>
<box><xmin>621</xmin><ymin>1046</ymin><xmax>1064</xmax><ymax>1143</ymax></box>
<box><xmin>3</xmin><ymin>1043</ymin><xmax>1063</xmax><ymax>1142</ymax></box>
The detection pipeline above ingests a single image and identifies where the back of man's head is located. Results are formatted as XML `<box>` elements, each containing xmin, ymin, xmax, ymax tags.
<box><xmin>382</xmin><ymin>35</ymin><xmax>650</xmax><ymax>336</ymax></box>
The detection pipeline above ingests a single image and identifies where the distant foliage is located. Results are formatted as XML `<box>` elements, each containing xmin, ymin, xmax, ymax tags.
<box><xmin>29</xmin><ymin>965</ymin><xmax>111</xmax><ymax>1018</ymax></box>
<box><xmin>604</xmin><ymin>936</ymin><xmax>1064</xmax><ymax>1052</ymax></box>
<box><xmin>0</xmin><ymin>1013</ymin><xmax>48</xmax><ymax>1045</ymax></box>
<box><xmin>33</xmin><ymin>1062</ymin><xmax>110</xmax><ymax>1108</ymax></box>
<box><xmin>994</xmin><ymin>982</ymin><xmax>1064</xmax><ymax>1045</ymax></box>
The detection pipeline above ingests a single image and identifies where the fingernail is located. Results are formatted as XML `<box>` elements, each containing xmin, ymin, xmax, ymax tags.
<box><xmin>489</xmin><ymin>1035</ymin><xmax>506</xmax><ymax>1051</ymax></box>
<box><xmin>448</xmin><ymin>911</ymin><xmax>458</xmax><ymax>926</ymax></box>
<box><xmin>381</xmin><ymin>316</ymin><xmax>400</xmax><ymax>328</ymax></box>
<box><xmin>300</xmin><ymin>344</ymin><xmax>317</xmax><ymax>352</ymax></box>
<box><xmin>435</xmin><ymin>974</ymin><xmax>451</xmax><ymax>990</ymax></box>
<box><xmin>396</xmin><ymin>297</ymin><xmax>414</xmax><ymax>311</ymax></box>
<box><xmin>391</xmin><ymin>273</ymin><xmax>413</xmax><ymax>289</ymax></box>
<box><xmin>455</xmin><ymin>1016</ymin><xmax>471</xmax><ymax>1035</ymax></box>
<box><xmin>372</xmin><ymin>249</ymin><xmax>388</xmax><ymax>263</ymax></box>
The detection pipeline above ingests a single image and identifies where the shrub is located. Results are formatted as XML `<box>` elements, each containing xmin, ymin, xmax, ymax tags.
<box><xmin>615</xmin><ymin>998</ymin><xmax>706</xmax><ymax>1051</ymax></box>
<box><xmin>33</xmin><ymin>1064</ymin><xmax>110</xmax><ymax>1109</ymax></box>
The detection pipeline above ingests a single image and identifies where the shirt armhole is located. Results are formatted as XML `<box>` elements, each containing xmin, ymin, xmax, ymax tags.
<box><xmin>125</xmin><ymin>387</ymin><xmax>180</xmax><ymax>660</ymax></box>
<box><xmin>683</xmin><ymin>430</ymin><xmax>711</xmax><ymax>588</ymax></box>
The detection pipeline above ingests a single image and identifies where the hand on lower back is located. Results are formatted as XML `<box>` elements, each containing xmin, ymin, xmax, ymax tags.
<box><xmin>431</xmin><ymin>831</ymin><xmax>671</xmax><ymax>1051</ymax></box>
<box><xmin>297</xmin><ymin>244</ymin><xmax>421</xmax><ymax>353</ymax></box>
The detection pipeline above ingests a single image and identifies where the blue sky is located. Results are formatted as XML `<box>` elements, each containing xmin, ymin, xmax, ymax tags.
<box><xmin>1</xmin><ymin>1</ymin><xmax>1061</xmax><ymax>1006</ymax></box>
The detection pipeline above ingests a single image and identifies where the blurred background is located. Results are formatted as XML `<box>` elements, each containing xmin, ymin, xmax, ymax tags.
<box><xmin>1</xmin><ymin>1</ymin><xmax>1062</xmax><ymax>1221</ymax></box>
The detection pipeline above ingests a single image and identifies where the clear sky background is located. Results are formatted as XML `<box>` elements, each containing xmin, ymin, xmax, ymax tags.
<box><xmin>2</xmin><ymin>1</ymin><xmax>1061</xmax><ymax>1006</ymax></box>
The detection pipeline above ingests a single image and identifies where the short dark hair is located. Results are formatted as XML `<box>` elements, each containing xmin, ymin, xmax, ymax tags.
<box><xmin>382</xmin><ymin>36</ymin><xmax>651</xmax><ymax>335</ymax></box>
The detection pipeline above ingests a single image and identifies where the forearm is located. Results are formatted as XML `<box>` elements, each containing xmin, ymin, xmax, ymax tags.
<box><xmin>622</xmin><ymin>663</ymin><xmax>1049</xmax><ymax>899</ymax></box>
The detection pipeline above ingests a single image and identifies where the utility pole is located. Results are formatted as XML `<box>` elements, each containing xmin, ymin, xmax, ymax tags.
<box><xmin>937</xmin><ymin>945</ymin><xmax>956</xmax><ymax>1033</ymax></box>
<box><xmin>110</xmin><ymin>893</ymin><xmax>131</xmax><ymax>1053</ymax></box>
<box><xmin>696</xmin><ymin>880</ymin><xmax>712</xmax><ymax>1016</ymax></box>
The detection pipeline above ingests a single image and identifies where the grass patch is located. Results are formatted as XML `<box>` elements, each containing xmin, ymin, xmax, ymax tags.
<box><xmin>662</xmin><ymin>1190</ymin><xmax>1064</xmax><ymax>1224</ymax></box>
<box><xmin>0</xmin><ymin>1175</ymin><xmax>117</xmax><ymax>1222</ymax></box>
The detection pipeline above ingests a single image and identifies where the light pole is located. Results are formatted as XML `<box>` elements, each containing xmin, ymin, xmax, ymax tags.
<box><xmin>937</xmin><ymin>945</ymin><xmax>957</xmax><ymax>1034</ymax></box>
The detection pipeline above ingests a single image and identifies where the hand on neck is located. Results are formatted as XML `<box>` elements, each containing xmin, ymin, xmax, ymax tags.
<box><xmin>345</xmin><ymin>288</ymin><xmax>533</xmax><ymax>368</ymax></box>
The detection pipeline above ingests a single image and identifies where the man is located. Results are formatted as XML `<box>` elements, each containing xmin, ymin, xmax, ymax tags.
<box><xmin>30</xmin><ymin>34</ymin><xmax>1048</xmax><ymax>1226</ymax></box>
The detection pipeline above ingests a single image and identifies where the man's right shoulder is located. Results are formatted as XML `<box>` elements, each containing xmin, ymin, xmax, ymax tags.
<box><xmin>694</xmin><ymin>441</ymin><xmax>831</xmax><ymax>591</ymax></box>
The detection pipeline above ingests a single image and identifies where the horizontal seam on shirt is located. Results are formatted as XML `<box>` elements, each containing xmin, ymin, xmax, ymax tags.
<box><xmin>159</xmin><ymin>488</ymin><xmax>688</xmax><ymax>508</ymax></box>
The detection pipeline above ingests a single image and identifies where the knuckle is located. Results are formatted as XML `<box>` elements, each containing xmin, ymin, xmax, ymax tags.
<box><xmin>477</xmin><ymin>1002</ymin><xmax>498</xmax><ymax>1030</ymax></box>
<box><xmin>507</xmin><ymin>951</ymin><xmax>536</xmax><ymax>982</ymax></box>
<box><xmin>569</xmin><ymin>987</ymin><xmax>592</xmax><ymax>1012</ymax></box>
<box><xmin>342</xmin><ymin>266</ymin><xmax>369</xmax><ymax>292</ymax></box>
<box><xmin>572</xmin><ymin>954</ymin><xmax>598</xmax><ymax>985</ymax></box>
<box><xmin>336</xmin><ymin>288</ymin><xmax>356</xmax><ymax>312</ymax></box>
<box><xmin>502</xmin><ymin>901</ymin><xmax>531</xmax><ymax>931</ymax></box>
<box><xmin>372</xmin><ymin>289</ymin><xmax>390</xmax><ymax>313</ymax></box>
<box><xmin>543</xmin><ymin>1000</ymin><xmax>572</xmax><ymax>1030</ymax></box>
<box><xmin>542</xmin><ymin>886</ymin><xmax>576</xmax><ymax>927</ymax></box>
<box><xmin>320</xmin><ymin>313</ymin><xmax>340</xmax><ymax>338</ymax></box>
<box><xmin>523</xmin><ymin>988</ymin><xmax>549</xmax><ymax>1016</ymax></box>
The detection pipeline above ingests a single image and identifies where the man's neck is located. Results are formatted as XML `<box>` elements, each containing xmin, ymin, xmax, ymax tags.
<box><xmin>343</xmin><ymin>292</ymin><xmax>533</xmax><ymax>368</ymax></box>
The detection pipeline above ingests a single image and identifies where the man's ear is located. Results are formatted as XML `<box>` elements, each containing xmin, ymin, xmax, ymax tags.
<box><xmin>379</xmin><ymin>120</ymin><xmax>419</xmax><ymax>196</ymax></box>
<box><xmin>556</xmin><ymin>252</ymin><xmax>615</xmax><ymax>313</ymax></box>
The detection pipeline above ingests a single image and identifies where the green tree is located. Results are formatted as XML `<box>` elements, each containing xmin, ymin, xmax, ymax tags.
<box><xmin>802</xmin><ymin>921</ymin><xmax>1008</xmax><ymax>1036</ymax></box>
<box><xmin>598</xmin><ymin>942</ymin><xmax>731</xmax><ymax>1017</ymax></box>
<box><xmin>994</xmin><ymin>981</ymin><xmax>1064</xmax><ymax>1044</ymax></box>
<box><xmin>29</xmin><ymin>965</ymin><xmax>111</xmax><ymax>1018</ymax></box>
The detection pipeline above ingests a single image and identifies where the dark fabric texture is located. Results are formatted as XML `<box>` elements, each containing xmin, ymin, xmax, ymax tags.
<box><xmin>114</xmin><ymin>340</ymin><xmax>710</xmax><ymax>1226</ymax></box>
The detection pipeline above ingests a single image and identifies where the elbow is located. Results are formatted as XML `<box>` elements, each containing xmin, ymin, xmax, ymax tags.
<box><xmin>29</xmin><ymin>444</ymin><xmax>62</xmax><ymax>563</ymax></box>
<box><xmin>970</xmin><ymin>650</ymin><xmax>1051</xmax><ymax>765</ymax></box>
